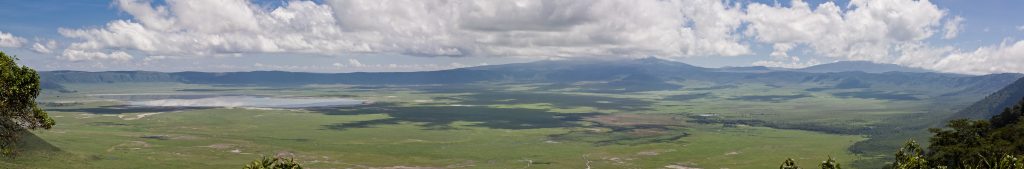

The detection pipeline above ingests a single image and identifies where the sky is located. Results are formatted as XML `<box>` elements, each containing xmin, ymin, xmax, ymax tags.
<box><xmin>0</xmin><ymin>0</ymin><xmax>1022</xmax><ymax>74</ymax></box>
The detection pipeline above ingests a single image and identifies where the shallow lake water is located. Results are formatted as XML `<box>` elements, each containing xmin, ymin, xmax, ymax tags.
<box><xmin>93</xmin><ymin>94</ymin><xmax>364</xmax><ymax>108</ymax></box>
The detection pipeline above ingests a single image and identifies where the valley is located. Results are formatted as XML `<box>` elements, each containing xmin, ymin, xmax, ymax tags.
<box><xmin>5</xmin><ymin>59</ymin><xmax>1018</xmax><ymax>168</ymax></box>
<box><xmin>2</xmin><ymin>1</ymin><xmax>1022</xmax><ymax>168</ymax></box>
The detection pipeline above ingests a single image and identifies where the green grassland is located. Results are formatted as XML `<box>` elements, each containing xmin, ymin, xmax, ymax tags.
<box><xmin>3</xmin><ymin>82</ymin><xmax>980</xmax><ymax>168</ymax></box>
<box><xmin>3</xmin><ymin>109</ymin><xmax>863</xmax><ymax>169</ymax></box>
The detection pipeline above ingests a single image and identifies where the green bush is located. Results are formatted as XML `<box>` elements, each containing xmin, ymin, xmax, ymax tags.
<box><xmin>243</xmin><ymin>156</ymin><xmax>303</xmax><ymax>169</ymax></box>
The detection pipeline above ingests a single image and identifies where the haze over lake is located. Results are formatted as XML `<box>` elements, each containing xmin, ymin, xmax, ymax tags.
<box><xmin>94</xmin><ymin>94</ymin><xmax>365</xmax><ymax>108</ymax></box>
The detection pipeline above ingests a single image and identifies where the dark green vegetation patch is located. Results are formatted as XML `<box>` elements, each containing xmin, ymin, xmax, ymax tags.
<box><xmin>832</xmin><ymin>91</ymin><xmax>919</xmax><ymax>101</ymax></box>
<box><xmin>314</xmin><ymin>104</ymin><xmax>599</xmax><ymax>130</ymax></box>
<box><xmin>434</xmin><ymin>92</ymin><xmax>655</xmax><ymax>111</ymax></box>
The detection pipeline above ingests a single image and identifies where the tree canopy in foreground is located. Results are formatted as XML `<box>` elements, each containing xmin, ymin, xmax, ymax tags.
<box><xmin>0</xmin><ymin>51</ymin><xmax>55</xmax><ymax>156</ymax></box>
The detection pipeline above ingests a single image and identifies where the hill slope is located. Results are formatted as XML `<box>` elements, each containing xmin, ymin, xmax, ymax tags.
<box><xmin>950</xmin><ymin>77</ymin><xmax>1024</xmax><ymax>120</ymax></box>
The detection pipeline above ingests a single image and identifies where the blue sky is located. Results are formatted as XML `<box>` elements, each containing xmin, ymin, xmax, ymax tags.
<box><xmin>0</xmin><ymin>0</ymin><xmax>1022</xmax><ymax>74</ymax></box>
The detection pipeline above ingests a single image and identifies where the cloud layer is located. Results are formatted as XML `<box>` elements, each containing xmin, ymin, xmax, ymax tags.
<box><xmin>60</xmin><ymin>0</ymin><xmax>750</xmax><ymax>60</ymax></box>
<box><xmin>901</xmin><ymin>40</ymin><xmax>1024</xmax><ymax>75</ymax></box>
<box><xmin>52</xmin><ymin>0</ymin><xmax>1023</xmax><ymax>74</ymax></box>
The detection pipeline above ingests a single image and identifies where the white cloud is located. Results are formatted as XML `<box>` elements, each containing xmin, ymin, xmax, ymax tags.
<box><xmin>0</xmin><ymin>31</ymin><xmax>27</xmax><ymax>48</ymax></box>
<box><xmin>141</xmin><ymin>55</ymin><xmax>187</xmax><ymax>63</ymax></box>
<box><xmin>60</xmin><ymin>50</ymin><xmax>133</xmax><ymax>61</ymax></box>
<box><xmin>751</xmin><ymin>59</ymin><xmax>821</xmax><ymax>68</ymax></box>
<box><xmin>744</xmin><ymin>0</ymin><xmax>946</xmax><ymax>64</ymax></box>
<box><xmin>942</xmin><ymin>16</ymin><xmax>964</xmax><ymax>39</ymax></box>
<box><xmin>769</xmin><ymin>43</ymin><xmax>796</xmax><ymax>59</ymax></box>
<box><xmin>30</xmin><ymin>43</ymin><xmax>51</xmax><ymax>54</ymax></box>
<box><xmin>47</xmin><ymin>0</ymin><xmax>1024</xmax><ymax>74</ymax></box>
<box><xmin>1017</xmin><ymin>25</ymin><xmax>1024</xmax><ymax>31</ymax></box>
<box><xmin>892</xmin><ymin>42</ymin><xmax>954</xmax><ymax>70</ymax></box>
<box><xmin>30</xmin><ymin>40</ymin><xmax>58</xmax><ymax>54</ymax></box>
<box><xmin>347</xmin><ymin>59</ymin><xmax>364</xmax><ymax>67</ymax></box>
<box><xmin>891</xmin><ymin>40</ymin><xmax>1024</xmax><ymax>75</ymax></box>
<box><xmin>931</xmin><ymin>40</ymin><xmax>1024</xmax><ymax>75</ymax></box>
<box><xmin>255</xmin><ymin>60</ymin><xmax>466</xmax><ymax>72</ymax></box>
<box><xmin>59</xmin><ymin>0</ymin><xmax>751</xmax><ymax>59</ymax></box>
<box><xmin>143</xmin><ymin>55</ymin><xmax>169</xmax><ymax>61</ymax></box>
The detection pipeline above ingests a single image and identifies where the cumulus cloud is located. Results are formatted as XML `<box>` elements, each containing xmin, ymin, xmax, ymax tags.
<box><xmin>740</xmin><ymin>0</ymin><xmax>1024</xmax><ymax>74</ymax></box>
<box><xmin>931</xmin><ymin>40</ymin><xmax>1024</xmax><ymax>75</ymax></box>
<box><xmin>347</xmin><ymin>59</ymin><xmax>364</xmax><ymax>67</ymax></box>
<box><xmin>256</xmin><ymin>59</ymin><xmax>466</xmax><ymax>72</ymax></box>
<box><xmin>751</xmin><ymin>59</ymin><xmax>821</xmax><ymax>68</ymax></box>
<box><xmin>60</xmin><ymin>50</ymin><xmax>133</xmax><ymax>61</ymax></box>
<box><xmin>891</xmin><ymin>40</ymin><xmax>1024</xmax><ymax>75</ymax></box>
<box><xmin>744</xmin><ymin>0</ymin><xmax>945</xmax><ymax>64</ymax></box>
<box><xmin>31</xmin><ymin>43</ymin><xmax>51</xmax><ymax>54</ymax></box>
<box><xmin>942</xmin><ymin>16</ymin><xmax>964</xmax><ymax>39</ymax></box>
<box><xmin>30</xmin><ymin>40</ymin><xmax>58</xmax><ymax>54</ymax></box>
<box><xmin>892</xmin><ymin>42</ymin><xmax>954</xmax><ymax>70</ymax></box>
<box><xmin>0</xmin><ymin>31</ymin><xmax>27</xmax><ymax>48</ymax></box>
<box><xmin>140</xmin><ymin>55</ymin><xmax>190</xmax><ymax>64</ymax></box>
<box><xmin>59</xmin><ymin>0</ymin><xmax>751</xmax><ymax>60</ymax></box>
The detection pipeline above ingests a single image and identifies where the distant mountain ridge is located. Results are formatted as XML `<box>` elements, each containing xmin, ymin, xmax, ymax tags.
<box><xmin>796</xmin><ymin>61</ymin><xmax>933</xmax><ymax>73</ymax></box>
<box><xmin>714</xmin><ymin>66</ymin><xmax>790</xmax><ymax>73</ymax></box>
<box><xmin>39</xmin><ymin>58</ymin><xmax>1021</xmax><ymax>96</ymax></box>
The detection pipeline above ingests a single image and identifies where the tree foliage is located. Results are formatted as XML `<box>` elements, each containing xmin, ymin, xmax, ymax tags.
<box><xmin>243</xmin><ymin>156</ymin><xmax>303</xmax><ymax>169</ymax></box>
<box><xmin>781</xmin><ymin>158</ymin><xmax>801</xmax><ymax>169</ymax></box>
<box><xmin>990</xmin><ymin>98</ymin><xmax>1024</xmax><ymax>128</ymax></box>
<box><xmin>926</xmin><ymin>119</ymin><xmax>994</xmax><ymax>167</ymax></box>
<box><xmin>889</xmin><ymin>140</ymin><xmax>929</xmax><ymax>169</ymax></box>
<box><xmin>820</xmin><ymin>156</ymin><xmax>842</xmax><ymax>169</ymax></box>
<box><xmin>778</xmin><ymin>157</ymin><xmax>847</xmax><ymax>169</ymax></box>
<box><xmin>0</xmin><ymin>51</ymin><xmax>55</xmax><ymax>156</ymax></box>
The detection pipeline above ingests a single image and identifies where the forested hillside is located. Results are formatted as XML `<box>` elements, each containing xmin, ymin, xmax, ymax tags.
<box><xmin>950</xmin><ymin>77</ymin><xmax>1024</xmax><ymax>120</ymax></box>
